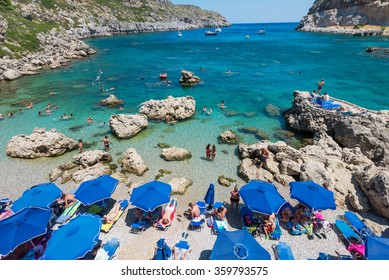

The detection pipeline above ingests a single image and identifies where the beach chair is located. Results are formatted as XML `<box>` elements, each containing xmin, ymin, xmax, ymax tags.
<box><xmin>101</xmin><ymin>200</ymin><xmax>129</xmax><ymax>233</ymax></box>
<box><xmin>55</xmin><ymin>200</ymin><xmax>82</xmax><ymax>224</ymax></box>
<box><xmin>173</xmin><ymin>240</ymin><xmax>191</xmax><ymax>260</ymax></box>
<box><xmin>130</xmin><ymin>218</ymin><xmax>151</xmax><ymax>234</ymax></box>
<box><xmin>188</xmin><ymin>216</ymin><xmax>204</xmax><ymax>231</ymax></box>
<box><xmin>334</xmin><ymin>219</ymin><xmax>365</xmax><ymax>258</ymax></box>
<box><xmin>155</xmin><ymin>199</ymin><xmax>178</xmax><ymax>231</ymax></box>
<box><xmin>344</xmin><ymin>211</ymin><xmax>377</xmax><ymax>240</ymax></box>
<box><xmin>272</xmin><ymin>242</ymin><xmax>294</xmax><ymax>260</ymax></box>
<box><xmin>94</xmin><ymin>238</ymin><xmax>120</xmax><ymax>260</ymax></box>
<box><xmin>153</xmin><ymin>238</ymin><xmax>173</xmax><ymax>260</ymax></box>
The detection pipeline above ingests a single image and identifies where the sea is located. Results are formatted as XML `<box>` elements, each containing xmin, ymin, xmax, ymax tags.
<box><xmin>0</xmin><ymin>22</ymin><xmax>388</xmax><ymax>199</ymax></box>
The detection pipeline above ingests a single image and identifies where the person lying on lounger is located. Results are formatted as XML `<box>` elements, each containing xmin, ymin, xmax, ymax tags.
<box><xmin>155</xmin><ymin>198</ymin><xmax>177</xmax><ymax>229</ymax></box>
<box><xmin>135</xmin><ymin>208</ymin><xmax>152</xmax><ymax>223</ymax></box>
<box><xmin>103</xmin><ymin>201</ymin><xmax>122</xmax><ymax>224</ymax></box>
<box><xmin>55</xmin><ymin>193</ymin><xmax>76</xmax><ymax>209</ymax></box>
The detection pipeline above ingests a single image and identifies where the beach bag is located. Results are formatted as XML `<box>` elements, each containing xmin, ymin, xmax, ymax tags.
<box><xmin>244</xmin><ymin>214</ymin><xmax>253</xmax><ymax>226</ymax></box>
<box><xmin>206</xmin><ymin>216</ymin><xmax>214</xmax><ymax>228</ymax></box>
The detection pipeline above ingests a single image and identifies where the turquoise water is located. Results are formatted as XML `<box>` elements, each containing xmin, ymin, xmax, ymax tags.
<box><xmin>0</xmin><ymin>23</ymin><xmax>388</xmax><ymax>197</ymax></box>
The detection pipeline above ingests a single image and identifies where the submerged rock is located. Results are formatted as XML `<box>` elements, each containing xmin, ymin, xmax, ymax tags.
<box><xmin>219</xmin><ymin>130</ymin><xmax>239</xmax><ymax>144</ymax></box>
<box><xmin>161</xmin><ymin>147</ymin><xmax>192</xmax><ymax>161</ymax></box>
<box><xmin>265</xmin><ymin>104</ymin><xmax>281</xmax><ymax>117</ymax></box>
<box><xmin>6</xmin><ymin>128</ymin><xmax>77</xmax><ymax>159</ymax></box>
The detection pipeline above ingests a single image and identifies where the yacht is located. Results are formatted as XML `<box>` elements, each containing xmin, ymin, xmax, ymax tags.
<box><xmin>178</xmin><ymin>31</ymin><xmax>182</xmax><ymax>37</ymax></box>
<box><xmin>205</xmin><ymin>31</ymin><xmax>217</xmax><ymax>36</ymax></box>
<box><xmin>258</xmin><ymin>29</ymin><xmax>266</xmax><ymax>35</ymax></box>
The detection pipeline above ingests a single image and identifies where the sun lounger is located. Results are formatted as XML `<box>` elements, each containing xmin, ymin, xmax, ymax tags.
<box><xmin>95</xmin><ymin>238</ymin><xmax>120</xmax><ymax>260</ymax></box>
<box><xmin>188</xmin><ymin>216</ymin><xmax>204</xmax><ymax>231</ymax></box>
<box><xmin>55</xmin><ymin>200</ymin><xmax>81</xmax><ymax>224</ymax></box>
<box><xmin>130</xmin><ymin>219</ymin><xmax>150</xmax><ymax>234</ymax></box>
<box><xmin>344</xmin><ymin>211</ymin><xmax>377</xmax><ymax>240</ymax></box>
<box><xmin>155</xmin><ymin>199</ymin><xmax>177</xmax><ymax>231</ymax></box>
<box><xmin>101</xmin><ymin>200</ymin><xmax>129</xmax><ymax>233</ymax></box>
<box><xmin>174</xmin><ymin>240</ymin><xmax>191</xmax><ymax>260</ymax></box>
<box><xmin>334</xmin><ymin>219</ymin><xmax>365</xmax><ymax>258</ymax></box>
<box><xmin>272</xmin><ymin>242</ymin><xmax>294</xmax><ymax>260</ymax></box>
<box><xmin>212</xmin><ymin>218</ymin><xmax>227</xmax><ymax>235</ymax></box>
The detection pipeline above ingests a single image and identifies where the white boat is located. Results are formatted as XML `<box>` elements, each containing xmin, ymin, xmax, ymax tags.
<box><xmin>178</xmin><ymin>31</ymin><xmax>182</xmax><ymax>37</ymax></box>
<box><xmin>215</xmin><ymin>27</ymin><xmax>222</xmax><ymax>32</ymax></box>
<box><xmin>205</xmin><ymin>31</ymin><xmax>217</xmax><ymax>36</ymax></box>
<box><xmin>258</xmin><ymin>29</ymin><xmax>266</xmax><ymax>35</ymax></box>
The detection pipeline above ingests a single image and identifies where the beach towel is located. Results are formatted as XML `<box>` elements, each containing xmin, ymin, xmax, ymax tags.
<box><xmin>55</xmin><ymin>200</ymin><xmax>81</xmax><ymax>224</ymax></box>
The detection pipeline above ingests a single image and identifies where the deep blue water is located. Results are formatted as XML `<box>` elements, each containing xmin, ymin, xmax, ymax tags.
<box><xmin>0</xmin><ymin>23</ymin><xmax>388</xmax><ymax>194</ymax></box>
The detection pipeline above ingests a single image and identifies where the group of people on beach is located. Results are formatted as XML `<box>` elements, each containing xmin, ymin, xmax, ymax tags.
<box><xmin>205</xmin><ymin>144</ymin><xmax>217</xmax><ymax>161</ymax></box>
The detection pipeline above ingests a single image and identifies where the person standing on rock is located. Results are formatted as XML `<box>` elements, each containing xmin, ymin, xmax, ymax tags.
<box><xmin>102</xmin><ymin>136</ymin><xmax>111</xmax><ymax>152</ymax></box>
<box><xmin>78</xmin><ymin>139</ymin><xmax>84</xmax><ymax>153</ymax></box>
<box><xmin>211</xmin><ymin>145</ymin><xmax>216</xmax><ymax>161</ymax></box>
<box><xmin>317</xmin><ymin>79</ymin><xmax>325</xmax><ymax>95</ymax></box>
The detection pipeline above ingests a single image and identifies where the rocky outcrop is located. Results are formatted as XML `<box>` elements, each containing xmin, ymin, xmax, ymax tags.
<box><xmin>109</xmin><ymin>114</ymin><xmax>148</xmax><ymax>139</ymax></box>
<box><xmin>284</xmin><ymin>90</ymin><xmax>389</xmax><ymax>167</ymax></box>
<box><xmin>238</xmin><ymin>131</ymin><xmax>378</xmax><ymax>213</ymax></box>
<box><xmin>296</xmin><ymin>0</ymin><xmax>389</xmax><ymax>35</ymax></box>
<box><xmin>354</xmin><ymin>165</ymin><xmax>389</xmax><ymax>219</ymax></box>
<box><xmin>49</xmin><ymin>150</ymin><xmax>113</xmax><ymax>184</ymax></box>
<box><xmin>121</xmin><ymin>148</ymin><xmax>149</xmax><ymax>176</ymax></box>
<box><xmin>100</xmin><ymin>94</ymin><xmax>124</xmax><ymax>107</ymax></box>
<box><xmin>0</xmin><ymin>0</ymin><xmax>230</xmax><ymax>81</ymax></box>
<box><xmin>139</xmin><ymin>96</ymin><xmax>196</xmax><ymax>120</ymax></box>
<box><xmin>6</xmin><ymin>128</ymin><xmax>77</xmax><ymax>159</ymax></box>
<box><xmin>179</xmin><ymin>70</ymin><xmax>201</xmax><ymax>85</ymax></box>
<box><xmin>161</xmin><ymin>147</ymin><xmax>192</xmax><ymax>161</ymax></box>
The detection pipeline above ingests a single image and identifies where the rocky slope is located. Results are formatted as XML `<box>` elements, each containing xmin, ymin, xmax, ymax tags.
<box><xmin>0</xmin><ymin>0</ymin><xmax>230</xmax><ymax>80</ymax></box>
<box><xmin>296</xmin><ymin>0</ymin><xmax>389</xmax><ymax>35</ymax></box>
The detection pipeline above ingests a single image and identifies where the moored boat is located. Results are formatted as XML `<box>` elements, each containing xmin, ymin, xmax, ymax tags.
<box><xmin>205</xmin><ymin>31</ymin><xmax>217</xmax><ymax>36</ymax></box>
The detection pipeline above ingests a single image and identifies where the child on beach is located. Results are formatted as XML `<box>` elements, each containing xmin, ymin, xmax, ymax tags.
<box><xmin>230</xmin><ymin>185</ymin><xmax>240</xmax><ymax>210</ymax></box>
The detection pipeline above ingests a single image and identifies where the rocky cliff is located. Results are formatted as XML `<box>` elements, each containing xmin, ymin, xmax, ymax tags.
<box><xmin>296</xmin><ymin>0</ymin><xmax>389</xmax><ymax>35</ymax></box>
<box><xmin>0</xmin><ymin>0</ymin><xmax>230</xmax><ymax>81</ymax></box>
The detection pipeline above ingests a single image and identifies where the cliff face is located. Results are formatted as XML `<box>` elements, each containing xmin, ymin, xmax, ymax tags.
<box><xmin>296</xmin><ymin>0</ymin><xmax>389</xmax><ymax>35</ymax></box>
<box><xmin>0</xmin><ymin>0</ymin><xmax>230</xmax><ymax>80</ymax></box>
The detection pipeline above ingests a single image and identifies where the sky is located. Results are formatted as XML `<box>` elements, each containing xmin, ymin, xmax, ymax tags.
<box><xmin>170</xmin><ymin>0</ymin><xmax>315</xmax><ymax>23</ymax></box>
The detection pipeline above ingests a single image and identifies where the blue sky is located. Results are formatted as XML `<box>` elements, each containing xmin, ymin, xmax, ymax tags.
<box><xmin>170</xmin><ymin>0</ymin><xmax>315</xmax><ymax>23</ymax></box>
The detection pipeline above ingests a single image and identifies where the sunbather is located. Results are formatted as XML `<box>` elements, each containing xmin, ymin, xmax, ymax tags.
<box><xmin>155</xmin><ymin>198</ymin><xmax>177</xmax><ymax>229</ymax></box>
<box><xmin>135</xmin><ymin>208</ymin><xmax>152</xmax><ymax>223</ymax></box>
<box><xmin>104</xmin><ymin>201</ymin><xmax>122</xmax><ymax>224</ymax></box>
<box><xmin>173</xmin><ymin>246</ymin><xmax>191</xmax><ymax>260</ymax></box>
<box><xmin>280</xmin><ymin>207</ymin><xmax>294</xmax><ymax>223</ymax></box>
<box><xmin>215</xmin><ymin>206</ymin><xmax>227</xmax><ymax>220</ymax></box>
<box><xmin>186</xmin><ymin>202</ymin><xmax>200</xmax><ymax>219</ymax></box>
<box><xmin>263</xmin><ymin>214</ymin><xmax>276</xmax><ymax>239</ymax></box>
<box><xmin>56</xmin><ymin>193</ymin><xmax>76</xmax><ymax>209</ymax></box>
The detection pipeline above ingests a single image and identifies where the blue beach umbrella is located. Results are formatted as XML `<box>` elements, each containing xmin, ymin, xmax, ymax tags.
<box><xmin>289</xmin><ymin>181</ymin><xmax>336</xmax><ymax>211</ymax></box>
<box><xmin>239</xmin><ymin>180</ymin><xmax>286</xmax><ymax>215</ymax></box>
<box><xmin>0</xmin><ymin>207</ymin><xmax>52</xmax><ymax>256</ymax></box>
<box><xmin>210</xmin><ymin>230</ymin><xmax>271</xmax><ymax>260</ymax></box>
<box><xmin>41</xmin><ymin>214</ymin><xmax>102</xmax><ymax>260</ymax></box>
<box><xmin>365</xmin><ymin>236</ymin><xmax>389</xmax><ymax>260</ymax></box>
<box><xmin>154</xmin><ymin>238</ymin><xmax>172</xmax><ymax>260</ymax></box>
<box><xmin>74</xmin><ymin>175</ymin><xmax>119</xmax><ymax>206</ymax></box>
<box><xmin>204</xmin><ymin>183</ymin><xmax>215</xmax><ymax>206</ymax></box>
<box><xmin>11</xmin><ymin>182</ymin><xmax>62</xmax><ymax>213</ymax></box>
<box><xmin>130</xmin><ymin>180</ymin><xmax>171</xmax><ymax>212</ymax></box>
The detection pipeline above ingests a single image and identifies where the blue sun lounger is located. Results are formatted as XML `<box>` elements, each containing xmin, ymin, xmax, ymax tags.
<box><xmin>272</xmin><ymin>242</ymin><xmax>294</xmax><ymax>260</ymax></box>
<box><xmin>335</xmin><ymin>219</ymin><xmax>365</xmax><ymax>257</ymax></box>
<box><xmin>95</xmin><ymin>238</ymin><xmax>120</xmax><ymax>260</ymax></box>
<box><xmin>55</xmin><ymin>200</ymin><xmax>82</xmax><ymax>224</ymax></box>
<box><xmin>344</xmin><ymin>211</ymin><xmax>377</xmax><ymax>240</ymax></box>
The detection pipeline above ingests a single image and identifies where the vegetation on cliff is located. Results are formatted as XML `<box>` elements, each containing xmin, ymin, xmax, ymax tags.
<box><xmin>0</xmin><ymin>0</ymin><xmax>229</xmax><ymax>58</ymax></box>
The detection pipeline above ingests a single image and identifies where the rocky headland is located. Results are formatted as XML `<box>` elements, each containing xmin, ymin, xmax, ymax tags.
<box><xmin>0</xmin><ymin>0</ymin><xmax>230</xmax><ymax>81</ymax></box>
<box><xmin>296</xmin><ymin>0</ymin><xmax>389</xmax><ymax>35</ymax></box>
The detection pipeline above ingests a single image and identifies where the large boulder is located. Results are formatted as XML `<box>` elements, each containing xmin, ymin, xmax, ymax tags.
<box><xmin>219</xmin><ymin>130</ymin><xmax>238</xmax><ymax>144</ymax></box>
<box><xmin>161</xmin><ymin>147</ymin><xmax>192</xmax><ymax>161</ymax></box>
<box><xmin>139</xmin><ymin>96</ymin><xmax>196</xmax><ymax>120</ymax></box>
<box><xmin>109</xmin><ymin>114</ymin><xmax>148</xmax><ymax>139</ymax></box>
<box><xmin>354</xmin><ymin>165</ymin><xmax>389</xmax><ymax>219</ymax></box>
<box><xmin>179</xmin><ymin>70</ymin><xmax>201</xmax><ymax>85</ymax></box>
<box><xmin>72</xmin><ymin>162</ymin><xmax>112</xmax><ymax>183</ymax></box>
<box><xmin>6</xmin><ymin>128</ymin><xmax>77</xmax><ymax>158</ymax></box>
<box><xmin>121</xmin><ymin>148</ymin><xmax>149</xmax><ymax>176</ymax></box>
<box><xmin>73</xmin><ymin>150</ymin><xmax>112</xmax><ymax>168</ymax></box>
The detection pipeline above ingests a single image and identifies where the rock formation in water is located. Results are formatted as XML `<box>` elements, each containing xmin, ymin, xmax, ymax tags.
<box><xmin>296</xmin><ymin>0</ymin><xmax>389</xmax><ymax>35</ymax></box>
<box><xmin>0</xmin><ymin>0</ymin><xmax>230</xmax><ymax>80</ymax></box>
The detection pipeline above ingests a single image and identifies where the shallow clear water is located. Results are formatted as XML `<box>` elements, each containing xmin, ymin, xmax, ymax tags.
<box><xmin>0</xmin><ymin>23</ymin><xmax>388</xmax><ymax>198</ymax></box>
